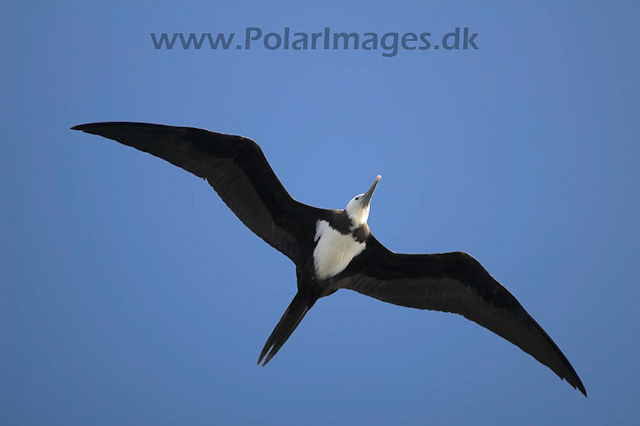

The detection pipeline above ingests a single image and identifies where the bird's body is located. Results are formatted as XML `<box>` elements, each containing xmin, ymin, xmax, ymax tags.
<box><xmin>71</xmin><ymin>122</ymin><xmax>586</xmax><ymax>396</ymax></box>
<box><xmin>313</xmin><ymin>219</ymin><xmax>367</xmax><ymax>280</ymax></box>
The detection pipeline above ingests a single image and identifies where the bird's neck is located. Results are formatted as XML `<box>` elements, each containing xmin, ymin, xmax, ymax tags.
<box><xmin>346</xmin><ymin>208</ymin><xmax>370</xmax><ymax>230</ymax></box>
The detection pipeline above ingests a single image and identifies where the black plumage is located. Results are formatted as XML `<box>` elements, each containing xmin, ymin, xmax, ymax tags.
<box><xmin>72</xmin><ymin>122</ymin><xmax>586</xmax><ymax>396</ymax></box>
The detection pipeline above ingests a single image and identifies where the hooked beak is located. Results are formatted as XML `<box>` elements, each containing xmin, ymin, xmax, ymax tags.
<box><xmin>360</xmin><ymin>175</ymin><xmax>381</xmax><ymax>207</ymax></box>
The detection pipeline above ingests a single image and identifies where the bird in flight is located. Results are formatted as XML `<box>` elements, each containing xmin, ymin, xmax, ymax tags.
<box><xmin>71</xmin><ymin>122</ymin><xmax>586</xmax><ymax>396</ymax></box>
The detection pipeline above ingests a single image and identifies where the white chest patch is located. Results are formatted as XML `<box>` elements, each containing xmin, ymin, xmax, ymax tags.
<box><xmin>313</xmin><ymin>220</ymin><xmax>366</xmax><ymax>280</ymax></box>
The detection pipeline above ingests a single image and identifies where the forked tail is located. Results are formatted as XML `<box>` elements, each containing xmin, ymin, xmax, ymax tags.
<box><xmin>258</xmin><ymin>290</ymin><xmax>316</xmax><ymax>366</ymax></box>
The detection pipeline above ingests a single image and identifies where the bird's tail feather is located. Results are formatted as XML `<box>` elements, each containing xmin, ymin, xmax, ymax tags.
<box><xmin>258</xmin><ymin>291</ymin><xmax>314</xmax><ymax>366</ymax></box>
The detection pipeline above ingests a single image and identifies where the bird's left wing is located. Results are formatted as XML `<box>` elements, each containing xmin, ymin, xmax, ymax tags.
<box><xmin>334</xmin><ymin>235</ymin><xmax>587</xmax><ymax>396</ymax></box>
<box><xmin>71</xmin><ymin>122</ymin><xmax>324</xmax><ymax>264</ymax></box>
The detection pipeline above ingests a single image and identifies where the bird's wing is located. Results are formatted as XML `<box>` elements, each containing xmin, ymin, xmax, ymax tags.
<box><xmin>334</xmin><ymin>235</ymin><xmax>586</xmax><ymax>396</ymax></box>
<box><xmin>72</xmin><ymin>122</ymin><xmax>324</xmax><ymax>264</ymax></box>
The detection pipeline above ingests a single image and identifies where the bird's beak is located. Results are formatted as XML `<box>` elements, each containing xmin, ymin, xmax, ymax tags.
<box><xmin>360</xmin><ymin>175</ymin><xmax>381</xmax><ymax>207</ymax></box>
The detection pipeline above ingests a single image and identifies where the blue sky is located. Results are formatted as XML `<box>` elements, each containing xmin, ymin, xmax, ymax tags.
<box><xmin>2</xmin><ymin>1</ymin><xmax>639</xmax><ymax>425</ymax></box>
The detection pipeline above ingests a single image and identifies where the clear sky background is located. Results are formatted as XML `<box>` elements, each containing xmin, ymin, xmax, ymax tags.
<box><xmin>2</xmin><ymin>1</ymin><xmax>639</xmax><ymax>425</ymax></box>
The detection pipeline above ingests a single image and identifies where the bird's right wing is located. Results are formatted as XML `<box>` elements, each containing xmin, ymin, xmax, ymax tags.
<box><xmin>72</xmin><ymin>122</ymin><xmax>325</xmax><ymax>264</ymax></box>
<box><xmin>334</xmin><ymin>235</ymin><xmax>586</xmax><ymax>396</ymax></box>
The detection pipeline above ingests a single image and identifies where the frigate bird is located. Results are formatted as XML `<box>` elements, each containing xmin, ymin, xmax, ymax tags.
<box><xmin>71</xmin><ymin>122</ymin><xmax>586</xmax><ymax>396</ymax></box>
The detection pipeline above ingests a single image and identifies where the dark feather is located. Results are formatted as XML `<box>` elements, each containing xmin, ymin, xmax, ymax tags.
<box><xmin>71</xmin><ymin>122</ymin><xmax>326</xmax><ymax>264</ymax></box>
<box><xmin>335</xmin><ymin>235</ymin><xmax>587</xmax><ymax>396</ymax></box>
<box><xmin>258</xmin><ymin>290</ymin><xmax>316</xmax><ymax>366</ymax></box>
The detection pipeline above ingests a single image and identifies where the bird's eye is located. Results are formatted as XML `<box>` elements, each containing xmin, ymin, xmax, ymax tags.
<box><xmin>355</xmin><ymin>196</ymin><xmax>360</xmax><ymax>200</ymax></box>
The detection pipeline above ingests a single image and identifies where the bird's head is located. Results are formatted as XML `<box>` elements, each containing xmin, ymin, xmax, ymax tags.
<box><xmin>345</xmin><ymin>175</ymin><xmax>381</xmax><ymax>228</ymax></box>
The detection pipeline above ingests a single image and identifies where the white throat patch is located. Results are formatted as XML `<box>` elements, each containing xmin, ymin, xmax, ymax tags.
<box><xmin>313</xmin><ymin>220</ymin><xmax>366</xmax><ymax>280</ymax></box>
